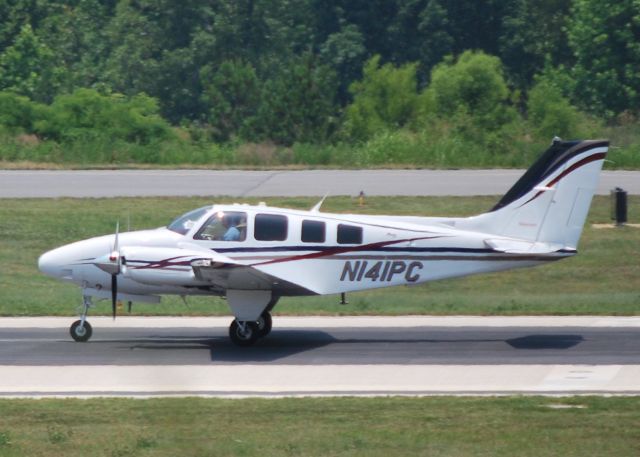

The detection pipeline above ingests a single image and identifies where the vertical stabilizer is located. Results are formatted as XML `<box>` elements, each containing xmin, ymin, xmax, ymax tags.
<box><xmin>464</xmin><ymin>139</ymin><xmax>609</xmax><ymax>249</ymax></box>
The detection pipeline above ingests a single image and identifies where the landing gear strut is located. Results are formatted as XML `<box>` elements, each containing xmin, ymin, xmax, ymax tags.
<box><xmin>70</xmin><ymin>295</ymin><xmax>93</xmax><ymax>342</ymax></box>
<box><xmin>228</xmin><ymin>311</ymin><xmax>273</xmax><ymax>346</ymax></box>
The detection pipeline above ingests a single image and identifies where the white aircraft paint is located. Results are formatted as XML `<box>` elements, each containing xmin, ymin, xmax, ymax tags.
<box><xmin>37</xmin><ymin>140</ymin><xmax>611</xmax><ymax>346</ymax></box>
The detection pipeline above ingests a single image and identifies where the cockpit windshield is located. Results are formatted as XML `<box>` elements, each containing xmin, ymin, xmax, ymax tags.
<box><xmin>167</xmin><ymin>206</ymin><xmax>210</xmax><ymax>235</ymax></box>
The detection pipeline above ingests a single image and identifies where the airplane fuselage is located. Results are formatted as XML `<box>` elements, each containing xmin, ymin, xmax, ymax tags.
<box><xmin>39</xmin><ymin>204</ymin><xmax>572</xmax><ymax>302</ymax></box>
<box><xmin>37</xmin><ymin>138</ymin><xmax>608</xmax><ymax>345</ymax></box>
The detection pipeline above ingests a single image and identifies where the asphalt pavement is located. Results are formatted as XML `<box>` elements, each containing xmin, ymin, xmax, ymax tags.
<box><xmin>1</xmin><ymin>325</ymin><xmax>639</xmax><ymax>366</ymax></box>
<box><xmin>1</xmin><ymin>169</ymin><xmax>638</xmax><ymax>198</ymax></box>
<box><xmin>1</xmin><ymin>317</ymin><xmax>638</xmax><ymax>396</ymax></box>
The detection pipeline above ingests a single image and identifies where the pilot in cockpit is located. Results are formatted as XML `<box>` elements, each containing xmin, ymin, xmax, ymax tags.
<box><xmin>222</xmin><ymin>213</ymin><xmax>246</xmax><ymax>241</ymax></box>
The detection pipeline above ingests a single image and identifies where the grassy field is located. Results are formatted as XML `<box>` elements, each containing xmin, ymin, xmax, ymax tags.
<box><xmin>0</xmin><ymin>195</ymin><xmax>638</xmax><ymax>316</ymax></box>
<box><xmin>0</xmin><ymin>396</ymin><xmax>639</xmax><ymax>456</ymax></box>
<box><xmin>2</xmin><ymin>130</ymin><xmax>640</xmax><ymax>170</ymax></box>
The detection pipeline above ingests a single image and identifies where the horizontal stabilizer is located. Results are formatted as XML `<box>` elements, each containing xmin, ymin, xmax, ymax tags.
<box><xmin>484</xmin><ymin>238</ymin><xmax>567</xmax><ymax>254</ymax></box>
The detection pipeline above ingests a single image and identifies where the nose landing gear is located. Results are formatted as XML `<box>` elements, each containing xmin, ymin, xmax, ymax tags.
<box><xmin>70</xmin><ymin>295</ymin><xmax>93</xmax><ymax>342</ymax></box>
<box><xmin>70</xmin><ymin>319</ymin><xmax>93</xmax><ymax>342</ymax></box>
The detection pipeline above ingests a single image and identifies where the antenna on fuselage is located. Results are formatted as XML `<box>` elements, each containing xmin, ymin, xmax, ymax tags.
<box><xmin>310</xmin><ymin>193</ymin><xmax>329</xmax><ymax>213</ymax></box>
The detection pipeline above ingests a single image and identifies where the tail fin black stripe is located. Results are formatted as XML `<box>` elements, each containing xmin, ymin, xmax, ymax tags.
<box><xmin>491</xmin><ymin>140</ymin><xmax>609</xmax><ymax>212</ymax></box>
<box><xmin>517</xmin><ymin>151</ymin><xmax>607</xmax><ymax>208</ymax></box>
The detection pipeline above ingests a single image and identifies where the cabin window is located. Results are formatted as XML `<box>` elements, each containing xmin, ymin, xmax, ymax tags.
<box><xmin>168</xmin><ymin>206</ymin><xmax>210</xmax><ymax>235</ymax></box>
<box><xmin>255</xmin><ymin>214</ymin><xmax>288</xmax><ymax>241</ymax></box>
<box><xmin>301</xmin><ymin>220</ymin><xmax>326</xmax><ymax>243</ymax></box>
<box><xmin>337</xmin><ymin>224</ymin><xmax>362</xmax><ymax>244</ymax></box>
<box><xmin>194</xmin><ymin>211</ymin><xmax>247</xmax><ymax>241</ymax></box>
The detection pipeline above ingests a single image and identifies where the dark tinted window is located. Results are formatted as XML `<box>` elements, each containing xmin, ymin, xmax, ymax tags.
<box><xmin>255</xmin><ymin>214</ymin><xmax>288</xmax><ymax>241</ymax></box>
<box><xmin>337</xmin><ymin>224</ymin><xmax>362</xmax><ymax>244</ymax></box>
<box><xmin>301</xmin><ymin>220</ymin><xmax>326</xmax><ymax>243</ymax></box>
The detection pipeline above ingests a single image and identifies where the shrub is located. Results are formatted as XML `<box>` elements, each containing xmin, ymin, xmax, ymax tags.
<box><xmin>34</xmin><ymin>88</ymin><xmax>174</xmax><ymax>145</ymax></box>
<box><xmin>527</xmin><ymin>76</ymin><xmax>594</xmax><ymax>140</ymax></box>
<box><xmin>421</xmin><ymin>51</ymin><xmax>516</xmax><ymax>132</ymax></box>
<box><xmin>343</xmin><ymin>55</ymin><xmax>420</xmax><ymax>141</ymax></box>
<box><xmin>0</xmin><ymin>91</ymin><xmax>40</xmax><ymax>133</ymax></box>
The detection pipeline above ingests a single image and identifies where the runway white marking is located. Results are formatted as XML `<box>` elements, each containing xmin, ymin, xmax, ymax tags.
<box><xmin>540</xmin><ymin>366</ymin><xmax>623</xmax><ymax>391</ymax></box>
<box><xmin>0</xmin><ymin>365</ymin><xmax>639</xmax><ymax>398</ymax></box>
<box><xmin>2</xmin><ymin>317</ymin><xmax>639</xmax><ymax>398</ymax></box>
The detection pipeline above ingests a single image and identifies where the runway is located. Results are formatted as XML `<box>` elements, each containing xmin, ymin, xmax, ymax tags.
<box><xmin>1</xmin><ymin>317</ymin><xmax>639</xmax><ymax>397</ymax></box>
<box><xmin>0</xmin><ymin>169</ymin><xmax>638</xmax><ymax>198</ymax></box>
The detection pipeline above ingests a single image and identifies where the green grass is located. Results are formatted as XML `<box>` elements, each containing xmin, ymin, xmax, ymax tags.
<box><xmin>0</xmin><ymin>397</ymin><xmax>639</xmax><ymax>456</ymax></box>
<box><xmin>0</xmin><ymin>195</ymin><xmax>638</xmax><ymax>316</ymax></box>
<box><xmin>2</xmin><ymin>130</ymin><xmax>639</xmax><ymax>169</ymax></box>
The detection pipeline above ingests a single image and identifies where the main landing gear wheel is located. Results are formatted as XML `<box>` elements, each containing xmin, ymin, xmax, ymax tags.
<box><xmin>229</xmin><ymin>320</ymin><xmax>259</xmax><ymax>346</ymax></box>
<box><xmin>256</xmin><ymin>311</ymin><xmax>272</xmax><ymax>338</ymax></box>
<box><xmin>70</xmin><ymin>320</ymin><xmax>92</xmax><ymax>342</ymax></box>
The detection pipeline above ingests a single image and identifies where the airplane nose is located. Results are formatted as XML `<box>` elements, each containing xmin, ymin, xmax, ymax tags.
<box><xmin>38</xmin><ymin>249</ymin><xmax>63</xmax><ymax>278</ymax></box>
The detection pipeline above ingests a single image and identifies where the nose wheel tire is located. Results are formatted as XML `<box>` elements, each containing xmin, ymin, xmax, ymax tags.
<box><xmin>256</xmin><ymin>311</ymin><xmax>272</xmax><ymax>338</ymax></box>
<box><xmin>70</xmin><ymin>320</ymin><xmax>92</xmax><ymax>342</ymax></box>
<box><xmin>229</xmin><ymin>320</ymin><xmax>259</xmax><ymax>346</ymax></box>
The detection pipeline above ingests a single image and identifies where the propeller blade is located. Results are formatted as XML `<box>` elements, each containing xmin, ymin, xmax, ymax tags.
<box><xmin>113</xmin><ymin>220</ymin><xmax>120</xmax><ymax>253</ymax></box>
<box><xmin>111</xmin><ymin>274</ymin><xmax>117</xmax><ymax>320</ymax></box>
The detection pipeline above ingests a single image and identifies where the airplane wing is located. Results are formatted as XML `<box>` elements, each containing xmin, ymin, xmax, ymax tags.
<box><xmin>120</xmin><ymin>245</ymin><xmax>315</xmax><ymax>296</ymax></box>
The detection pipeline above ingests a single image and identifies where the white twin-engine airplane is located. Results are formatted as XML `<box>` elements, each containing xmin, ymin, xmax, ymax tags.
<box><xmin>39</xmin><ymin>139</ymin><xmax>609</xmax><ymax>346</ymax></box>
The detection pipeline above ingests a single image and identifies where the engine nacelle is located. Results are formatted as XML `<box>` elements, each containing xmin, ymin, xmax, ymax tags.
<box><xmin>120</xmin><ymin>246</ymin><xmax>230</xmax><ymax>286</ymax></box>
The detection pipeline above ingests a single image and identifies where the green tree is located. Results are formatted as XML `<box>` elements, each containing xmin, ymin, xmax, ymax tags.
<box><xmin>340</xmin><ymin>0</ymin><xmax>399</xmax><ymax>60</ymax></box>
<box><xmin>319</xmin><ymin>23</ymin><xmax>367</xmax><ymax>104</ymax></box>
<box><xmin>422</xmin><ymin>51</ymin><xmax>515</xmax><ymax>131</ymax></box>
<box><xmin>386</xmin><ymin>0</ymin><xmax>453</xmax><ymax>81</ymax></box>
<box><xmin>102</xmin><ymin>2</ymin><xmax>163</xmax><ymax>98</ymax></box>
<box><xmin>0</xmin><ymin>23</ymin><xmax>62</xmax><ymax>101</ymax></box>
<box><xmin>414</xmin><ymin>0</ymin><xmax>454</xmax><ymax>76</ymax></box>
<box><xmin>34</xmin><ymin>88</ymin><xmax>173</xmax><ymax>145</ymax></box>
<box><xmin>0</xmin><ymin>90</ymin><xmax>39</xmax><ymax>133</ymax></box>
<box><xmin>527</xmin><ymin>76</ymin><xmax>585</xmax><ymax>139</ymax></box>
<box><xmin>0</xmin><ymin>0</ymin><xmax>55</xmax><ymax>51</ymax></box>
<box><xmin>568</xmin><ymin>0</ymin><xmax>640</xmax><ymax>117</ymax></box>
<box><xmin>35</xmin><ymin>0</ymin><xmax>114</xmax><ymax>93</ymax></box>
<box><xmin>201</xmin><ymin>60</ymin><xmax>261</xmax><ymax>141</ymax></box>
<box><xmin>435</xmin><ymin>0</ymin><xmax>511</xmax><ymax>58</ymax></box>
<box><xmin>153</xmin><ymin>47</ymin><xmax>205</xmax><ymax>123</ymax></box>
<box><xmin>252</xmin><ymin>54</ymin><xmax>338</xmax><ymax>145</ymax></box>
<box><xmin>344</xmin><ymin>55</ymin><xmax>419</xmax><ymax>140</ymax></box>
<box><xmin>499</xmin><ymin>0</ymin><xmax>572</xmax><ymax>91</ymax></box>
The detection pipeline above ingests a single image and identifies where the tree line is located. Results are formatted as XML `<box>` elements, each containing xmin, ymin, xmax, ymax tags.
<box><xmin>0</xmin><ymin>0</ymin><xmax>638</xmax><ymax>166</ymax></box>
